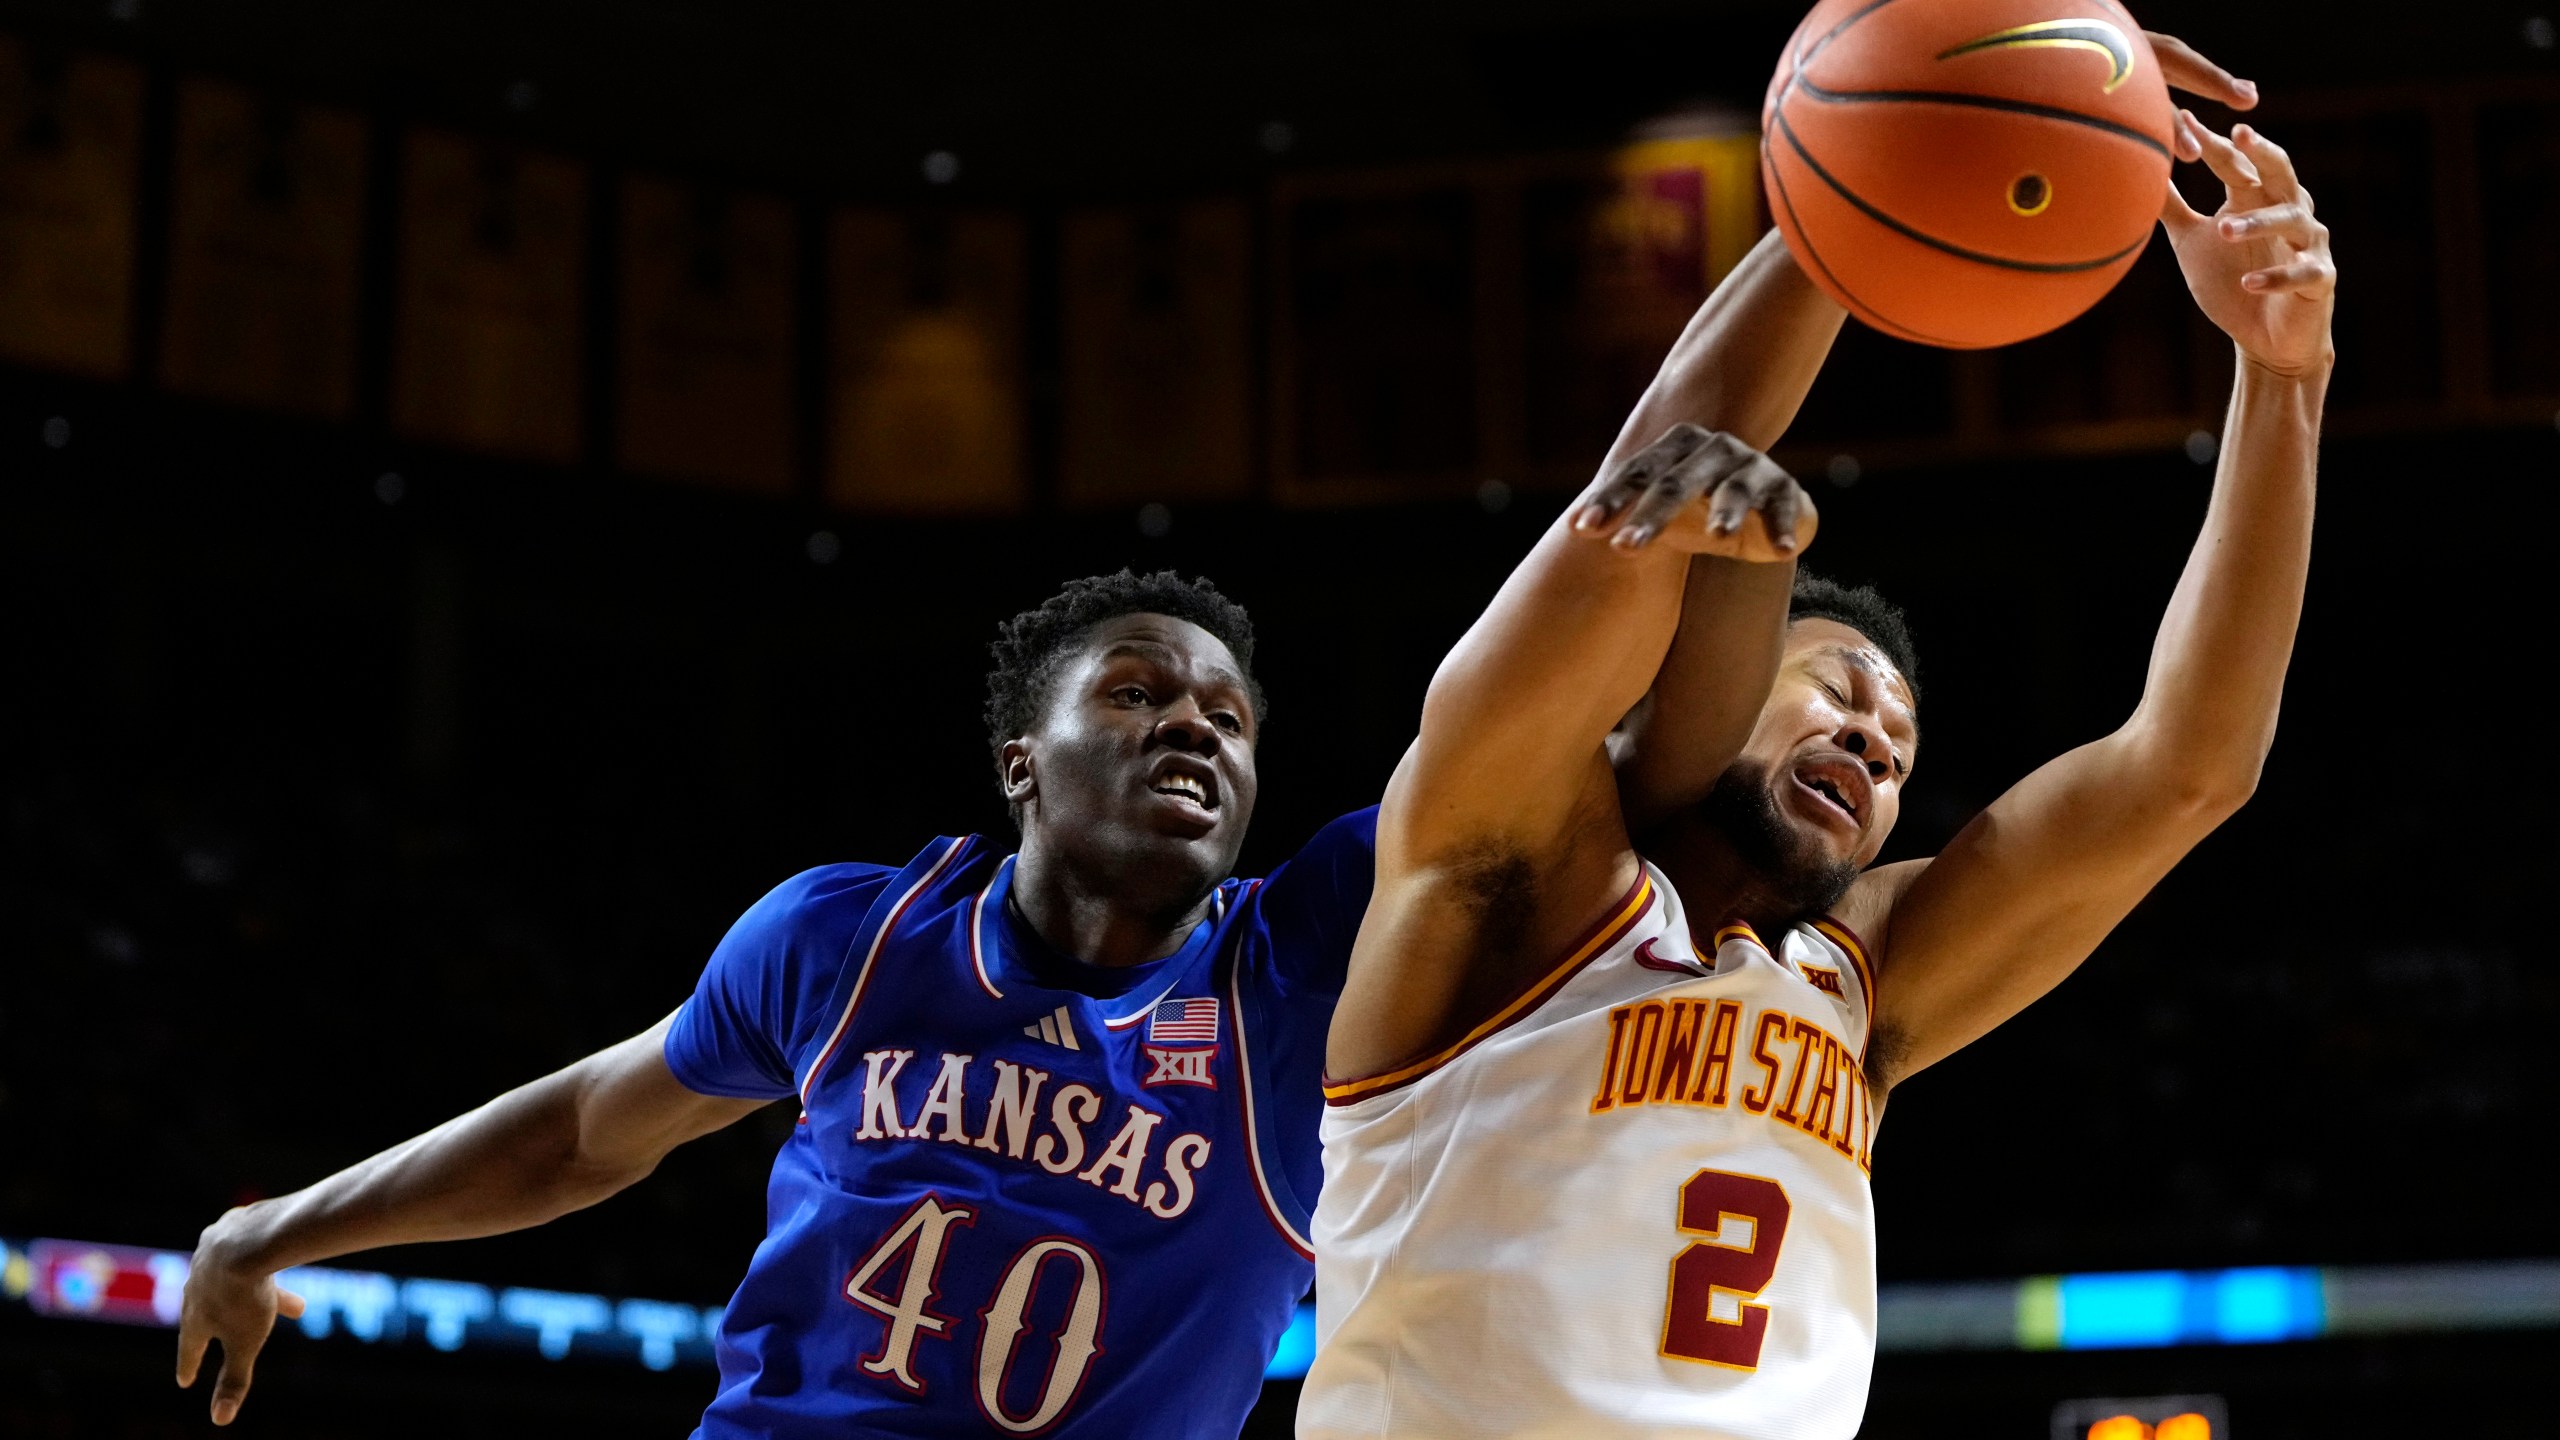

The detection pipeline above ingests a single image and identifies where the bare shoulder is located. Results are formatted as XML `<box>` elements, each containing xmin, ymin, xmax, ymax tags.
<box><xmin>1334</xmin><ymin>757</ymin><xmax>1641</xmax><ymax>1084</ymax></box>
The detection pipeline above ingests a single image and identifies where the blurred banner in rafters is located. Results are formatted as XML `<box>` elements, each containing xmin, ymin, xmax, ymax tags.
<box><xmin>391</xmin><ymin>131</ymin><xmax>587</xmax><ymax>464</ymax></box>
<box><xmin>1522</xmin><ymin>124</ymin><xmax>1763</xmax><ymax>482</ymax></box>
<box><xmin>1059</xmin><ymin>200</ymin><xmax>1253</xmax><ymax>509</ymax></box>
<box><xmin>0</xmin><ymin>39</ymin><xmax>141</xmax><ymax>380</ymax></box>
<box><xmin>617</xmin><ymin>176</ymin><xmax>797</xmax><ymax>494</ymax></box>
<box><xmin>161</xmin><ymin>78</ymin><xmax>367</xmax><ymax>417</ymax></box>
<box><xmin>825</xmin><ymin>208</ymin><xmax>1027</xmax><ymax>514</ymax></box>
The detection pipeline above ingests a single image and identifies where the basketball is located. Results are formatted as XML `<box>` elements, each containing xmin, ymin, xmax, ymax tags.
<box><xmin>1762</xmin><ymin>0</ymin><xmax>2177</xmax><ymax>348</ymax></box>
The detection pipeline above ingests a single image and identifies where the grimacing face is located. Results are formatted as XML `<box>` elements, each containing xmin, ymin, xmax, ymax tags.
<box><xmin>1726</xmin><ymin>617</ymin><xmax>1920</xmax><ymax>876</ymax></box>
<box><xmin>1003</xmin><ymin>612</ymin><xmax>1261</xmax><ymax>900</ymax></box>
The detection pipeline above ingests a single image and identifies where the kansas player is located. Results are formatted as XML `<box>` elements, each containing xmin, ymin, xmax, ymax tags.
<box><xmin>176</xmin><ymin>571</ymin><xmax>1373</xmax><ymax>1437</ymax></box>
<box><xmin>1304</xmin><ymin>109</ymin><xmax>2332</xmax><ymax>1438</ymax></box>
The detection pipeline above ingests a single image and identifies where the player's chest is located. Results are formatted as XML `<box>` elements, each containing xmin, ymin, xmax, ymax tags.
<box><xmin>802</xmin><ymin>988</ymin><xmax>1242</xmax><ymax>1224</ymax></box>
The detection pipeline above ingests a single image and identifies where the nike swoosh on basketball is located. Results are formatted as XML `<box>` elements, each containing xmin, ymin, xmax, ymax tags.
<box><xmin>1937</xmin><ymin>18</ymin><xmax>2137</xmax><ymax>93</ymax></box>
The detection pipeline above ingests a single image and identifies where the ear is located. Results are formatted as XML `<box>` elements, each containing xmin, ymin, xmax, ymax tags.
<box><xmin>1000</xmin><ymin>738</ymin><xmax>1036</xmax><ymax>809</ymax></box>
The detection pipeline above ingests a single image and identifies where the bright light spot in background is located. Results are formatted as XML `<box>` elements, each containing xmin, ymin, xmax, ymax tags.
<box><xmin>401</xmin><ymin>1277</ymin><xmax>493</xmax><ymax>1351</ymax></box>
<box><xmin>1260</xmin><ymin>121</ymin><xmax>1296</xmax><ymax>155</ymax></box>
<box><xmin>500</xmin><ymin>1288</ymin><xmax>612</xmax><ymax>1360</ymax></box>
<box><xmin>922</xmin><ymin>150</ymin><xmax>960</xmax><ymax>185</ymax></box>
<box><xmin>806</xmin><ymin>530</ymin><xmax>841</xmax><ymax>565</ymax></box>
<box><xmin>2184</xmin><ymin>430</ymin><xmax>2218</xmax><ymax>465</ymax></box>
<box><xmin>617</xmin><ymin>1299</ymin><xmax>697</xmax><ymax>1371</ymax></box>
<box><xmin>2527</xmin><ymin>16</ymin><xmax>2556</xmax><ymax>50</ymax></box>
<box><xmin>1266</xmin><ymin>1303</ymin><xmax>1316</xmax><ymax>1378</ymax></box>
<box><xmin>2210</xmin><ymin>1266</ymin><xmax>2314</xmax><ymax>1343</ymax></box>
<box><xmin>2057</xmin><ymin>1270</ymin><xmax>2185</xmax><ymax>1349</ymax></box>
<box><xmin>1477</xmin><ymin>479</ymin><xmax>1512</xmax><ymax>513</ymax></box>
<box><xmin>1826</xmin><ymin>454</ymin><xmax>1860</xmax><ymax>487</ymax></box>
<box><xmin>42</xmin><ymin>416</ymin><xmax>69</xmax><ymax>449</ymax></box>
<box><xmin>1137</xmin><ymin>503</ymin><xmax>1172</xmax><ymax>538</ymax></box>
<box><xmin>376</xmin><ymin>472</ymin><xmax>406</xmax><ymax>505</ymax></box>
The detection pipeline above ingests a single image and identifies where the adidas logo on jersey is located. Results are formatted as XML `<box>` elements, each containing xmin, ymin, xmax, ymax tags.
<box><xmin>1023</xmin><ymin>1005</ymin><xmax>1081</xmax><ymax>1050</ymax></box>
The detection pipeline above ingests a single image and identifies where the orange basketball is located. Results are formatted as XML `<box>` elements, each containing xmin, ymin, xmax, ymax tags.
<box><xmin>1762</xmin><ymin>0</ymin><xmax>2176</xmax><ymax>348</ymax></box>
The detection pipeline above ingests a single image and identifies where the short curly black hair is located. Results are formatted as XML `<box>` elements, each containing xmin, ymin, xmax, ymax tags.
<box><xmin>984</xmin><ymin>569</ymin><xmax>1265</xmax><ymax>784</ymax></box>
<box><xmin>1790</xmin><ymin>571</ymin><xmax>1921</xmax><ymax>706</ymax></box>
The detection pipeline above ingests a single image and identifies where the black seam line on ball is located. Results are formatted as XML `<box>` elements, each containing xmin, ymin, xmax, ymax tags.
<box><xmin>1794</xmin><ymin>78</ymin><xmax>2173</xmax><ymax>161</ymax></box>
<box><xmin>1773</xmin><ymin>107</ymin><xmax>2152</xmax><ymax>275</ymax></box>
<box><xmin>1761</xmin><ymin>131</ymin><xmax>1970</xmax><ymax>348</ymax></box>
<box><xmin>1798</xmin><ymin>0</ymin><xmax>1910</xmax><ymax>74</ymax></box>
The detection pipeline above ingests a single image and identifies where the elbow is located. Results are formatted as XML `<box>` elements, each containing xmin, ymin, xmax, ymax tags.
<box><xmin>2156</xmin><ymin>758</ymin><xmax>2262</xmax><ymax>826</ymax></box>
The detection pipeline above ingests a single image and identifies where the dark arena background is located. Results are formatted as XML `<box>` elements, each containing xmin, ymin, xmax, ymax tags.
<box><xmin>4</xmin><ymin>1</ymin><xmax>2556</xmax><ymax>1436</ymax></box>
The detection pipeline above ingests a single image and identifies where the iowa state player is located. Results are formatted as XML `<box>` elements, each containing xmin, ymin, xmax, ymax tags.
<box><xmin>175</xmin><ymin>571</ymin><xmax>1375</xmax><ymax>1437</ymax></box>
<box><xmin>1303</xmin><ymin>113</ymin><xmax>2334</xmax><ymax>1438</ymax></box>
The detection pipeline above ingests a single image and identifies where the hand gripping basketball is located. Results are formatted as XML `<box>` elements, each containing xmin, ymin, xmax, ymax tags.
<box><xmin>1572</xmin><ymin>424</ymin><xmax>1818</xmax><ymax>563</ymax></box>
<box><xmin>1761</xmin><ymin>1</ymin><xmax>2263</xmax><ymax>349</ymax></box>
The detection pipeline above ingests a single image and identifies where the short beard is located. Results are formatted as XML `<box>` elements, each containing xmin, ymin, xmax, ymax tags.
<box><xmin>1698</xmin><ymin>759</ymin><xmax>1862</xmax><ymax>927</ymax></box>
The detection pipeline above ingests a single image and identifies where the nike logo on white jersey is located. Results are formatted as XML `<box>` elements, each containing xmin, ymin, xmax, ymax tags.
<box><xmin>1023</xmin><ymin>1006</ymin><xmax>1081</xmax><ymax>1051</ymax></box>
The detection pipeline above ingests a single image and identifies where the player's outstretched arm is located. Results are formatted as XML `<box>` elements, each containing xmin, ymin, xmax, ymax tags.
<box><xmin>1856</xmin><ymin>116</ymin><xmax>2334</xmax><ymax>1088</ymax></box>
<box><xmin>1608</xmin><ymin>229</ymin><xmax>1844</xmax><ymax>826</ymax></box>
<box><xmin>175</xmin><ymin>1014</ymin><xmax>765</xmax><ymax>1425</ymax></box>
<box><xmin>1331</xmin><ymin>426</ymin><xmax>1815</xmax><ymax>1081</ymax></box>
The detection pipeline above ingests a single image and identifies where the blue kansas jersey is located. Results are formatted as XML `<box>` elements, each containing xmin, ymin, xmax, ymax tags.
<box><xmin>664</xmin><ymin>809</ymin><xmax>1375</xmax><ymax>1439</ymax></box>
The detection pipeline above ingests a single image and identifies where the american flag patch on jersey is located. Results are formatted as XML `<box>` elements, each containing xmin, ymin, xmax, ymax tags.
<box><xmin>1148</xmin><ymin>996</ymin><xmax>1220</xmax><ymax>1045</ymax></box>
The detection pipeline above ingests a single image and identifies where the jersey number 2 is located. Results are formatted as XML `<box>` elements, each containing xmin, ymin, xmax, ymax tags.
<box><xmin>1660</xmin><ymin>1168</ymin><xmax>1793</xmax><ymax>1371</ymax></box>
<box><xmin>845</xmin><ymin>1195</ymin><xmax>1106</xmax><ymax>1433</ymax></box>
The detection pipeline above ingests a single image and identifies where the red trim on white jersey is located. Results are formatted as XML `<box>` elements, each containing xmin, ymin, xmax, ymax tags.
<box><xmin>796</xmin><ymin>837</ymin><xmax>969</xmax><ymax>1116</ymax></box>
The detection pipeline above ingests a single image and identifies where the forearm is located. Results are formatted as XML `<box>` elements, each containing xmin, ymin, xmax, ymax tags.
<box><xmin>1417</xmin><ymin>501</ymin><xmax>1692</xmax><ymax>793</ymax></box>
<box><xmin>2126</xmin><ymin>354</ymin><xmax>2326</xmax><ymax>790</ymax></box>
<box><xmin>209</xmin><ymin>1069</ymin><xmax>647</xmax><ymax>1273</ymax></box>
<box><xmin>1610</xmin><ymin>235</ymin><xmax>1843</xmax><ymax>818</ymax></box>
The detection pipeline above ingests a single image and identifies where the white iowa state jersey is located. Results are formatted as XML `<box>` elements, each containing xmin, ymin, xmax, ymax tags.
<box><xmin>1302</xmin><ymin>862</ymin><xmax>1881</xmax><ymax>1440</ymax></box>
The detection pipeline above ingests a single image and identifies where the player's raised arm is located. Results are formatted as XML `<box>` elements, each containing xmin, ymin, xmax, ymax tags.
<box><xmin>175</xmin><ymin>1017</ymin><xmax>765</xmax><ymax>1425</ymax></box>
<box><xmin>1856</xmin><ymin>115</ymin><xmax>2334</xmax><ymax>1086</ymax></box>
<box><xmin>1331</xmin><ymin>401</ymin><xmax>1819</xmax><ymax>1080</ymax></box>
<box><xmin>1607</xmin><ymin>230</ymin><xmax>1844</xmax><ymax>826</ymax></box>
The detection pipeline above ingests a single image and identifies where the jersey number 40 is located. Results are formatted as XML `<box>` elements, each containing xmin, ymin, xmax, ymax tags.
<box><xmin>845</xmin><ymin>1195</ymin><xmax>1105</xmax><ymax>1433</ymax></box>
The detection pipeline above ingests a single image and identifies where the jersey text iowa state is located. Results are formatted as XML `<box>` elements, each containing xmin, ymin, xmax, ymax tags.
<box><xmin>1586</xmin><ymin>997</ymin><xmax>1874</xmax><ymax>1173</ymax></box>
<box><xmin>846</xmin><ymin>1049</ymin><xmax>1212</xmax><ymax>1219</ymax></box>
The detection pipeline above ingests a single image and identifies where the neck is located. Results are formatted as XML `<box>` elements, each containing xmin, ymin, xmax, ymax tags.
<box><xmin>1010</xmin><ymin>836</ymin><xmax>1215</xmax><ymax>970</ymax></box>
<box><xmin>1640</xmin><ymin>814</ymin><xmax>1826</xmax><ymax>941</ymax></box>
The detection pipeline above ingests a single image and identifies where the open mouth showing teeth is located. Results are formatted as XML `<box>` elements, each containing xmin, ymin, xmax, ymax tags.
<box><xmin>1154</xmin><ymin>776</ymin><xmax>1214</xmax><ymax>809</ymax></box>
<box><xmin>1803</xmin><ymin>775</ymin><xmax>1853</xmax><ymax>820</ymax></box>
